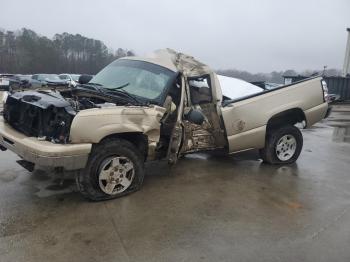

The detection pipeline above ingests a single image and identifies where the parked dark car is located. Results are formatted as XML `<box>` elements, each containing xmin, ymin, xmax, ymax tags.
<box><xmin>31</xmin><ymin>74</ymin><xmax>69</xmax><ymax>87</ymax></box>
<box><xmin>9</xmin><ymin>74</ymin><xmax>44</xmax><ymax>89</ymax></box>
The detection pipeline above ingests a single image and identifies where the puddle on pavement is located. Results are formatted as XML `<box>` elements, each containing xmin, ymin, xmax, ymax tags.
<box><xmin>16</xmin><ymin>169</ymin><xmax>77</xmax><ymax>198</ymax></box>
<box><xmin>332</xmin><ymin>126</ymin><xmax>350</xmax><ymax>143</ymax></box>
<box><xmin>0</xmin><ymin>170</ymin><xmax>19</xmax><ymax>182</ymax></box>
<box><xmin>184</xmin><ymin>153</ymin><xmax>209</xmax><ymax>160</ymax></box>
<box><xmin>34</xmin><ymin>176</ymin><xmax>76</xmax><ymax>198</ymax></box>
<box><xmin>30</xmin><ymin>169</ymin><xmax>51</xmax><ymax>181</ymax></box>
<box><xmin>46</xmin><ymin>179</ymin><xmax>75</xmax><ymax>191</ymax></box>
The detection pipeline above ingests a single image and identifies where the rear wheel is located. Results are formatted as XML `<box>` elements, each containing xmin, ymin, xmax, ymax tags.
<box><xmin>259</xmin><ymin>125</ymin><xmax>303</xmax><ymax>164</ymax></box>
<box><xmin>76</xmin><ymin>138</ymin><xmax>144</xmax><ymax>201</ymax></box>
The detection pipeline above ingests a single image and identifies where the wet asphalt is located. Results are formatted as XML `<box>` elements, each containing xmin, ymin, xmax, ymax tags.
<box><xmin>0</xmin><ymin>106</ymin><xmax>350</xmax><ymax>262</ymax></box>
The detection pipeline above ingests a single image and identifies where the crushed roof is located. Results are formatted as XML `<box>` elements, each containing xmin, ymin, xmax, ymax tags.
<box><xmin>125</xmin><ymin>48</ymin><xmax>212</xmax><ymax>77</ymax></box>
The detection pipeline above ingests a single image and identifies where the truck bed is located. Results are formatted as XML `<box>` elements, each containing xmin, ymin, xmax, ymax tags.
<box><xmin>221</xmin><ymin>76</ymin><xmax>328</xmax><ymax>152</ymax></box>
<box><xmin>222</xmin><ymin>76</ymin><xmax>321</xmax><ymax>106</ymax></box>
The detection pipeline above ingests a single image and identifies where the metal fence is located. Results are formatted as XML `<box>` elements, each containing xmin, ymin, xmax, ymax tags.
<box><xmin>324</xmin><ymin>77</ymin><xmax>350</xmax><ymax>101</ymax></box>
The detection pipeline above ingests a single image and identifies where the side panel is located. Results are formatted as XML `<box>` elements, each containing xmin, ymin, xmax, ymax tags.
<box><xmin>226</xmin><ymin>125</ymin><xmax>266</xmax><ymax>152</ymax></box>
<box><xmin>70</xmin><ymin>106</ymin><xmax>166</xmax><ymax>144</ymax></box>
<box><xmin>304</xmin><ymin>102</ymin><xmax>328</xmax><ymax>127</ymax></box>
<box><xmin>222</xmin><ymin>77</ymin><xmax>325</xmax><ymax>152</ymax></box>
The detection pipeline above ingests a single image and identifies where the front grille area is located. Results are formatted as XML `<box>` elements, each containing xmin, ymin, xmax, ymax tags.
<box><xmin>3</xmin><ymin>95</ymin><xmax>74</xmax><ymax>143</ymax></box>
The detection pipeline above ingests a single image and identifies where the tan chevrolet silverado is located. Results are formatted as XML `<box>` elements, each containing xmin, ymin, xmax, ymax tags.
<box><xmin>0</xmin><ymin>49</ymin><xmax>329</xmax><ymax>200</ymax></box>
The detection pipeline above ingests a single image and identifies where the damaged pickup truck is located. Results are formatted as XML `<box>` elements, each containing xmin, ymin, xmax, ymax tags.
<box><xmin>0</xmin><ymin>49</ymin><xmax>329</xmax><ymax>200</ymax></box>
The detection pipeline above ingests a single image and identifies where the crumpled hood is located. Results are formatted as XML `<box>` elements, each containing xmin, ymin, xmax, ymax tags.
<box><xmin>7</xmin><ymin>90</ymin><xmax>72</xmax><ymax>110</ymax></box>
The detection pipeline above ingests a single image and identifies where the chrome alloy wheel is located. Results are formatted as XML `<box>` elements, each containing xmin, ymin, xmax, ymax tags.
<box><xmin>275</xmin><ymin>134</ymin><xmax>297</xmax><ymax>161</ymax></box>
<box><xmin>98</xmin><ymin>156</ymin><xmax>135</xmax><ymax>195</ymax></box>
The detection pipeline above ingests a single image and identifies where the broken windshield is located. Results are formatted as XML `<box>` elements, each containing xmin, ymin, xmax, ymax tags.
<box><xmin>90</xmin><ymin>59</ymin><xmax>176</xmax><ymax>104</ymax></box>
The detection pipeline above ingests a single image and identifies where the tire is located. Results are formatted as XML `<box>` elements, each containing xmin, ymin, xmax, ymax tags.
<box><xmin>76</xmin><ymin>138</ymin><xmax>145</xmax><ymax>201</ymax></box>
<box><xmin>259</xmin><ymin>125</ymin><xmax>303</xmax><ymax>165</ymax></box>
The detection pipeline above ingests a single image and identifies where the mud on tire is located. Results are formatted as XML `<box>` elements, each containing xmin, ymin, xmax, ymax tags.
<box><xmin>259</xmin><ymin>125</ymin><xmax>303</xmax><ymax>165</ymax></box>
<box><xmin>76</xmin><ymin>138</ymin><xmax>145</xmax><ymax>201</ymax></box>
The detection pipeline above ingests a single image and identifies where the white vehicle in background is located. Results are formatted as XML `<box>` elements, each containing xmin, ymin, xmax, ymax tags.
<box><xmin>0</xmin><ymin>74</ymin><xmax>14</xmax><ymax>109</ymax></box>
<box><xmin>59</xmin><ymin>74</ymin><xmax>81</xmax><ymax>87</ymax></box>
<box><xmin>0</xmin><ymin>74</ymin><xmax>14</xmax><ymax>90</ymax></box>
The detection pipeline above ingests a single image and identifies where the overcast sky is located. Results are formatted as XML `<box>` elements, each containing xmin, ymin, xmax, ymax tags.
<box><xmin>0</xmin><ymin>0</ymin><xmax>349</xmax><ymax>72</ymax></box>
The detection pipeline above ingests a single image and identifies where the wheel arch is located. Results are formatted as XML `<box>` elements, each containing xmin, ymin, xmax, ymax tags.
<box><xmin>266</xmin><ymin>108</ymin><xmax>306</xmax><ymax>133</ymax></box>
<box><xmin>97</xmin><ymin>132</ymin><xmax>149</xmax><ymax>161</ymax></box>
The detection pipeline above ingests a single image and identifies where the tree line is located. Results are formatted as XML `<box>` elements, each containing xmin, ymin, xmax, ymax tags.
<box><xmin>0</xmin><ymin>28</ymin><xmax>341</xmax><ymax>83</ymax></box>
<box><xmin>0</xmin><ymin>28</ymin><xmax>134</xmax><ymax>74</ymax></box>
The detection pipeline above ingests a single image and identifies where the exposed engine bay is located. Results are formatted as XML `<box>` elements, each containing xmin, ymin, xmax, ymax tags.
<box><xmin>2</xmin><ymin>87</ymin><xmax>138</xmax><ymax>144</ymax></box>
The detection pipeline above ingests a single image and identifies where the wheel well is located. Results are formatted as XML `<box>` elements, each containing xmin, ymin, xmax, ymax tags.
<box><xmin>267</xmin><ymin>108</ymin><xmax>306</xmax><ymax>132</ymax></box>
<box><xmin>99</xmin><ymin>132</ymin><xmax>148</xmax><ymax>160</ymax></box>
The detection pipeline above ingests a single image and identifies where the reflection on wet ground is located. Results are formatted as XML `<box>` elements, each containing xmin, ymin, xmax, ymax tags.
<box><xmin>0</xmin><ymin>105</ymin><xmax>350</xmax><ymax>262</ymax></box>
<box><xmin>328</xmin><ymin>104</ymin><xmax>350</xmax><ymax>142</ymax></box>
<box><xmin>333</xmin><ymin>126</ymin><xmax>350</xmax><ymax>142</ymax></box>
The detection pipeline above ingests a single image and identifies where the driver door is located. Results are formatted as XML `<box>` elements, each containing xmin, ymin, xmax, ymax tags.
<box><xmin>167</xmin><ymin>76</ymin><xmax>186</xmax><ymax>164</ymax></box>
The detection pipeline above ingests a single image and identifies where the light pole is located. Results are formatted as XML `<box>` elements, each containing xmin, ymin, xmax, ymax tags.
<box><xmin>343</xmin><ymin>28</ymin><xmax>350</xmax><ymax>77</ymax></box>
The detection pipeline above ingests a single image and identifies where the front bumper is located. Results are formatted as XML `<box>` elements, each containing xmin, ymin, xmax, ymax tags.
<box><xmin>0</xmin><ymin>117</ymin><xmax>91</xmax><ymax>170</ymax></box>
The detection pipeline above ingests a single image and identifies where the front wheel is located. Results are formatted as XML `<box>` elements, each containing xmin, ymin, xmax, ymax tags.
<box><xmin>76</xmin><ymin>138</ymin><xmax>145</xmax><ymax>201</ymax></box>
<box><xmin>259</xmin><ymin>125</ymin><xmax>303</xmax><ymax>164</ymax></box>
